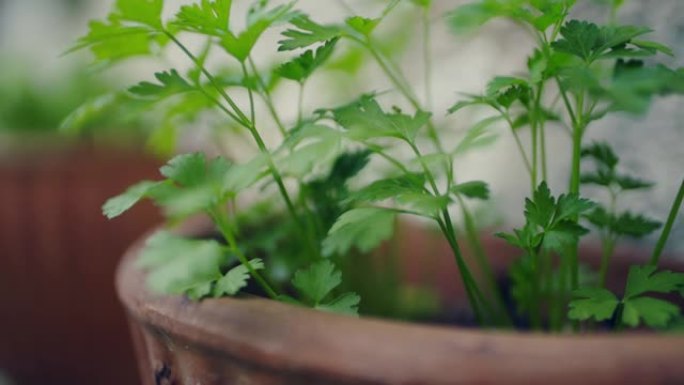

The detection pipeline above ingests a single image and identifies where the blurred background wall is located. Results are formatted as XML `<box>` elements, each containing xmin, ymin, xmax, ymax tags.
<box><xmin>0</xmin><ymin>0</ymin><xmax>682</xmax><ymax>384</ymax></box>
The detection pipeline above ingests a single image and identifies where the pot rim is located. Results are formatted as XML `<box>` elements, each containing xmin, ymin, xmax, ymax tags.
<box><xmin>117</xmin><ymin>218</ymin><xmax>684</xmax><ymax>384</ymax></box>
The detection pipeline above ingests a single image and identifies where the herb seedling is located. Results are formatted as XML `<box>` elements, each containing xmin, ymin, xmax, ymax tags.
<box><xmin>71</xmin><ymin>0</ymin><xmax>684</xmax><ymax>330</ymax></box>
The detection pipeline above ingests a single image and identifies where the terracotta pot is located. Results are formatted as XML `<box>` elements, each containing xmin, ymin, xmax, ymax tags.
<box><xmin>117</xmin><ymin>219</ymin><xmax>684</xmax><ymax>385</ymax></box>
<box><xmin>0</xmin><ymin>144</ymin><xmax>160</xmax><ymax>385</ymax></box>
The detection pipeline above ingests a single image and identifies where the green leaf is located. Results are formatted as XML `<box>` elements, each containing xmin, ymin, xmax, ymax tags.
<box><xmin>278</xmin><ymin>16</ymin><xmax>343</xmax><ymax>51</ymax></box>
<box><xmin>351</xmin><ymin>174</ymin><xmax>427</xmax><ymax>203</ymax></box>
<box><xmin>102</xmin><ymin>180</ymin><xmax>163</xmax><ymax>219</ymax></box>
<box><xmin>451</xmin><ymin>116</ymin><xmax>502</xmax><ymax>156</ymax></box>
<box><xmin>276</xmin><ymin>38</ymin><xmax>339</xmax><ymax>82</ymax></box>
<box><xmin>554</xmin><ymin>193</ymin><xmax>595</xmax><ymax>224</ymax></box>
<box><xmin>568</xmin><ymin>287</ymin><xmax>619</xmax><ymax>322</ymax></box>
<box><xmin>581</xmin><ymin>142</ymin><xmax>618</xmax><ymax>170</ymax></box>
<box><xmin>396</xmin><ymin>193</ymin><xmax>451</xmax><ymax>217</ymax></box>
<box><xmin>331</xmin><ymin>95</ymin><xmax>431</xmax><ymax>142</ymax></box>
<box><xmin>292</xmin><ymin>260</ymin><xmax>341</xmax><ymax>304</ymax></box>
<box><xmin>220</xmin><ymin>1</ymin><xmax>297</xmax><ymax>61</ymax></box>
<box><xmin>524</xmin><ymin>181</ymin><xmax>556</xmax><ymax>228</ymax></box>
<box><xmin>322</xmin><ymin>208</ymin><xmax>396</xmax><ymax>256</ymax></box>
<box><xmin>611</xmin><ymin>212</ymin><xmax>661</xmax><ymax>238</ymax></box>
<box><xmin>622</xmin><ymin>297</ymin><xmax>680</xmax><ymax>328</ymax></box>
<box><xmin>223</xmin><ymin>154</ymin><xmax>269</xmax><ymax>193</ymax></box>
<box><xmin>614</xmin><ymin>175</ymin><xmax>653</xmax><ymax>191</ymax></box>
<box><xmin>624</xmin><ymin>265</ymin><xmax>684</xmax><ymax>299</ymax></box>
<box><xmin>345</xmin><ymin>16</ymin><xmax>379</xmax><ymax>36</ymax></box>
<box><xmin>450</xmin><ymin>181</ymin><xmax>490</xmax><ymax>200</ymax></box>
<box><xmin>129</xmin><ymin>69</ymin><xmax>194</xmax><ymax>99</ymax></box>
<box><xmin>69</xmin><ymin>20</ymin><xmax>159</xmax><ymax>62</ymax></box>
<box><xmin>316</xmin><ymin>292</ymin><xmax>361</xmax><ymax>316</ymax></box>
<box><xmin>446</xmin><ymin>2</ymin><xmax>501</xmax><ymax>34</ymax></box>
<box><xmin>279</xmin><ymin>136</ymin><xmax>341</xmax><ymax>177</ymax></box>
<box><xmin>542</xmin><ymin>221</ymin><xmax>589</xmax><ymax>253</ymax></box>
<box><xmin>174</xmin><ymin>0</ymin><xmax>232</xmax><ymax>36</ymax></box>
<box><xmin>485</xmin><ymin>76</ymin><xmax>529</xmax><ymax>99</ymax></box>
<box><xmin>631</xmin><ymin>40</ymin><xmax>674</xmax><ymax>57</ymax></box>
<box><xmin>138</xmin><ymin>231</ymin><xmax>227</xmax><ymax>295</ymax></box>
<box><xmin>214</xmin><ymin>259</ymin><xmax>265</xmax><ymax>296</ymax></box>
<box><xmin>114</xmin><ymin>0</ymin><xmax>164</xmax><ymax>28</ymax></box>
<box><xmin>552</xmin><ymin>20</ymin><xmax>652</xmax><ymax>62</ymax></box>
<box><xmin>160</xmin><ymin>153</ymin><xmax>208</xmax><ymax>187</ymax></box>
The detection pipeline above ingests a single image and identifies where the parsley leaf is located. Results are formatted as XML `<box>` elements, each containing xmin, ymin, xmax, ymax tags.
<box><xmin>138</xmin><ymin>231</ymin><xmax>227</xmax><ymax>295</ymax></box>
<box><xmin>214</xmin><ymin>259</ymin><xmax>265</xmax><ymax>296</ymax></box>
<box><xmin>331</xmin><ymin>95</ymin><xmax>431</xmax><ymax>142</ymax></box>
<box><xmin>552</xmin><ymin>20</ymin><xmax>651</xmax><ymax>63</ymax></box>
<box><xmin>322</xmin><ymin>208</ymin><xmax>396</xmax><ymax>257</ymax></box>
<box><xmin>173</xmin><ymin>0</ymin><xmax>232</xmax><ymax>37</ymax></box>
<box><xmin>345</xmin><ymin>16</ymin><xmax>379</xmax><ymax>36</ymax></box>
<box><xmin>350</xmin><ymin>174</ymin><xmax>427</xmax><ymax>204</ymax></box>
<box><xmin>316</xmin><ymin>292</ymin><xmax>362</xmax><ymax>316</ymax></box>
<box><xmin>498</xmin><ymin>182</ymin><xmax>594</xmax><ymax>253</ymax></box>
<box><xmin>220</xmin><ymin>1</ymin><xmax>297</xmax><ymax>62</ymax></box>
<box><xmin>568</xmin><ymin>287</ymin><xmax>619</xmax><ymax>322</ymax></box>
<box><xmin>276</xmin><ymin>38</ymin><xmax>339</xmax><ymax>82</ymax></box>
<box><xmin>450</xmin><ymin>181</ymin><xmax>490</xmax><ymax>200</ymax></box>
<box><xmin>114</xmin><ymin>0</ymin><xmax>164</xmax><ymax>29</ymax></box>
<box><xmin>292</xmin><ymin>260</ymin><xmax>341</xmax><ymax>304</ymax></box>
<box><xmin>621</xmin><ymin>297</ymin><xmax>680</xmax><ymax>328</ymax></box>
<box><xmin>624</xmin><ymin>265</ymin><xmax>684</xmax><ymax>299</ymax></box>
<box><xmin>291</xmin><ymin>261</ymin><xmax>361</xmax><ymax>316</ymax></box>
<box><xmin>129</xmin><ymin>69</ymin><xmax>194</xmax><ymax>99</ymax></box>
<box><xmin>102</xmin><ymin>180</ymin><xmax>163</xmax><ymax>219</ymax></box>
<box><xmin>278</xmin><ymin>16</ymin><xmax>343</xmax><ymax>51</ymax></box>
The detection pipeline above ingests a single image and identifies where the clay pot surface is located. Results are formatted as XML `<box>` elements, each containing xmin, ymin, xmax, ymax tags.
<box><xmin>118</xmin><ymin>219</ymin><xmax>684</xmax><ymax>385</ymax></box>
<box><xmin>0</xmin><ymin>144</ymin><xmax>160</xmax><ymax>385</ymax></box>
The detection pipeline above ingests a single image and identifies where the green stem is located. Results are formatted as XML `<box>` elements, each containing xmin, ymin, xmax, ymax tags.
<box><xmin>459</xmin><ymin>199</ymin><xmax>512</xmax><ymax>326</ymax></box>
<box><xmin>598</xmin><ymin>235</ymin><xmax>616</xmax><ymax>288</ymax></box>
<box><xmin>166</xmin><ymin>32</ymin><xmax>318</xmax><ymax>258</ymax></box>
<box><xmin>211</xmin><ymin>207</ymin><xmax>279</xmax><ymax>299</ymax></box>
<box><xmin>407</xmin><ymin>140</ymin><xmax>490</xmax><ymax>324</ymax></box>
<box><xmin>297</xmin><ymin>81</ymin><xmax>306</xmax><ymax>125</ymax></box>
<box><xmin>248</xmin><ymin>57</ymin><xmax>288</xmax><ymax>137</ymax></box>
<box><xmin>650</xmin><ymin>178</ymin><xmax>684</xmax><ymax>266</ymax></box>
<box><xmin>437</xmin><ymin>217</ymin><xmax>485</xmax><ymax>325</ymax></box>
<box><xmin>599</xmin><ymin>191</ymin><xmax>618</xmax><ymax>287</ymax></box>
<box><xmin>540</xmin><ymin>118</ymin><xmax>548</xmax><ymax>181</ymax></box>
<box><xmin>240</xmin><ymin>61</ymin><xmax>256</xmax><ymax>124</ymax></box>
<box><xmin>165</xmin><ymin>30</ymin><xmax>251</xmax><ymax>127</ymax></box>
<box><xmin>498</xmin><ymin>109</ymin><xmax>533</xmax><ymax>177</ymax></box>
<box><xmin>359</xmin><ymin>38</ymin><xmax>444</xmax><ymax>154</ymax></box>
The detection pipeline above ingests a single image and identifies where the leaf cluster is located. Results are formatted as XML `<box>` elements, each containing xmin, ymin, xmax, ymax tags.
<box><xmin>569</xmin><ymin>265</ymin><xmax>684</xmax><ymax>328</ymax></box>
<box><xmin>497</xmin><ymin>182</ymin><xmax>595</xmax><ymax>254</ymax></box>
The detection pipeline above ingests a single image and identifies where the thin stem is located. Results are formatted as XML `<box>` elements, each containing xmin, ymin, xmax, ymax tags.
<box><xmin>650</xmin><ymin>178</ymin><xmax>684</xmax><ymax>266</ymax></box>
<box><xmin>406</xmin><ymin>140</ymin><xmax>492</xmax><ymax>324</ymax></box>
<box><xmin>540</xmin><ymin>118</ymin><xmax>548</xmax><ymax>181</ymax></box>
<box><xmin>297</xmin><ymin>81</ymin><xmax>306</xmax><ymax>125</ymax></box>
<box><xmin>240</xmin><ymin>61</ymin><xmax>256</xmax><ymax>124</ymax></box>
<box><xmin>497</xmin><ymin>108</ymin><xmax>533</xmax><ymax>176</ymax></box>
<box><xmin>164</xmin><ymin>30</ymin><xmax>251</xmax><ymax>128</ymax></box>
<box><xmin>248</xmin><ymin>57</ymin><xmax>288</xmax><ymax>137</ymax></box>
<box><xmin>599</xmin><ymin>190</ymin><xmax>618</xmax><ymax>287</ymax></box>
<box><xmin>459</xmin><ymin>198</ymin><xmax>512</xmax><ymax>326</ymax></box>
<box><xmin>165</xmin><ymin>31</ymin><xmax>314</xmax><ymax>255</ymax></box>
<box><xmin>436</xmin><ymin>217</ymin><xmax>484</xmax><ymax>324</ymax></box>
<box><xmin>211</xmin><ymin>207</ymin><xmax>279</xmax><ymax>299</ymax></box>
<box><xmin>598</xmin><ymin>235</ymin><xmax>617</xmax><ymax>288</ymax></box>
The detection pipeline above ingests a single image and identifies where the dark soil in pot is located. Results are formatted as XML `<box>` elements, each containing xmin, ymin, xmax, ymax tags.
<box><xmin>117</xmin><ymin>218</ymin><xmax>684</xmax><ymax>385</ymax></box>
